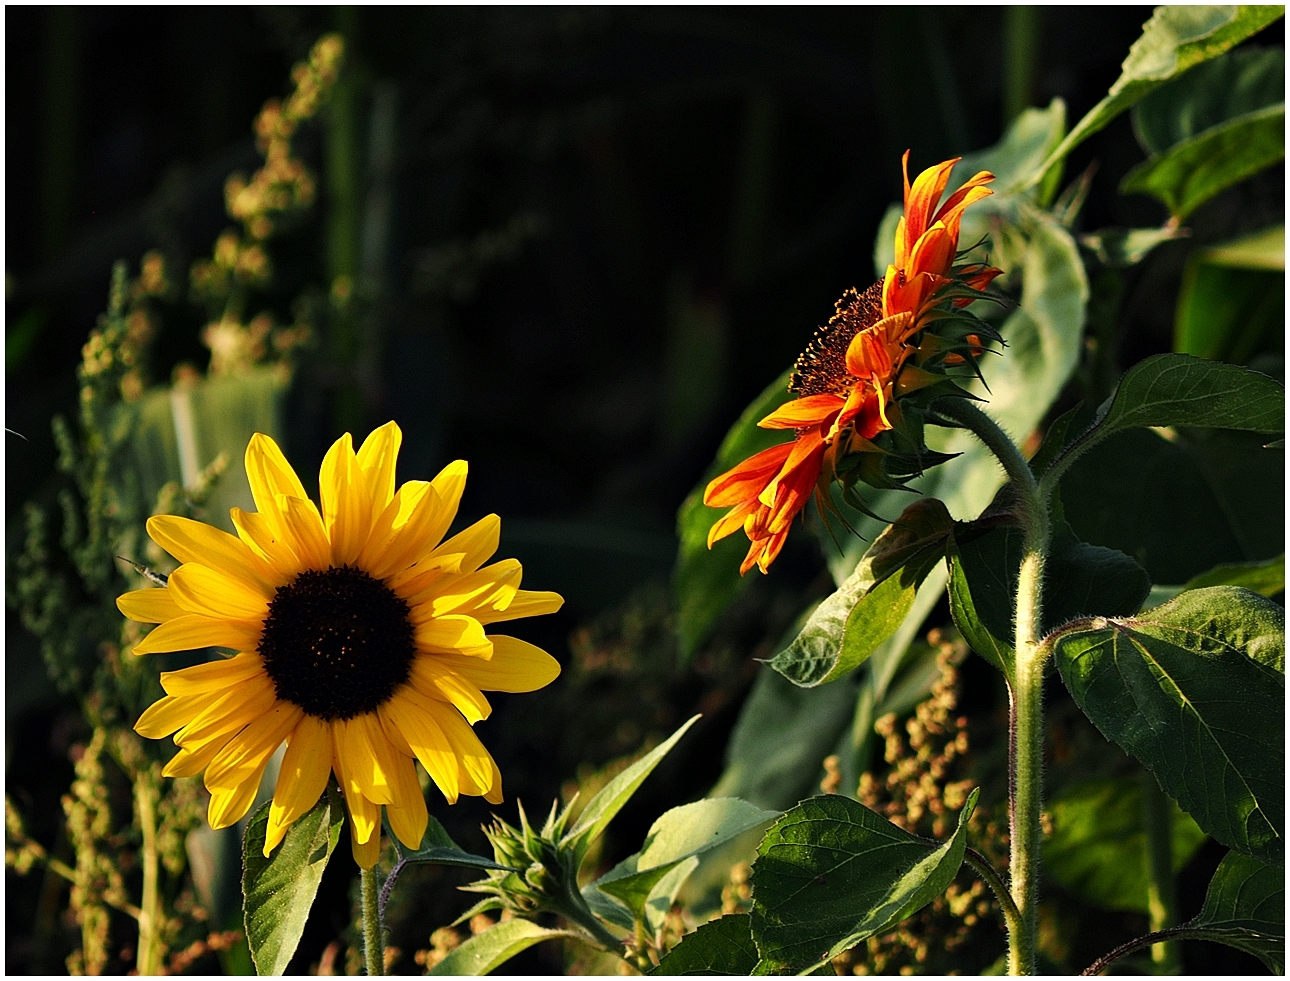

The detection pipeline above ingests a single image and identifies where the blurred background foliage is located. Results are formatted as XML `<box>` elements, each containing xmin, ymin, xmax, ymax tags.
<box><xmin>5</xmin><ymin>6</ymin><xmax>1282</xmax><ymax>975</ymax></box>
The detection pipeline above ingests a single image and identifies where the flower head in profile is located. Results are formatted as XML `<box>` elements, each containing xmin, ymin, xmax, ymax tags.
<box><xmin>119</xmin><ymin>422</ymin><xmax>563</xmax><ymax>868</ymax></box>
<box><xmin>705</xmin><ymin>154</ymin><xmax>1002</xmax><ymax>574</ymax></box>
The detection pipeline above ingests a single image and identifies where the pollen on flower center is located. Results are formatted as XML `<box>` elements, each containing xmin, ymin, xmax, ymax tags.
<box><xmin>789</xmin><ymin>280</ymin><xmax>884</xmax><ymax>398</ymax></box>
<box><xmin>259</xmin><ymin>565</ymin><xmax>416</xmax><ymax>721</ymax></box>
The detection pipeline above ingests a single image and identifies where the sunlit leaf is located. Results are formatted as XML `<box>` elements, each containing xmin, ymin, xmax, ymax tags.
<box><xmin>390</xmin><ymin>813</ymin><xmax>514</xmax><ymax>872</ymax></box>
<box><xmin>1175</xmin><ymin>228</ymin><xmax>1284</xmax><ymax>363</ymax></box>
<box><xmin>1052</xmin><ymin>586</ymin><xmax>1285</xmax><ymax>866</ymax></box>
<box><xmin>242</xmin><ymin>789</ymin><xmax>343</xmax><ymax>976</ymax></box>
<box><xmin>1182</xmin><ymin>850</ymin><xmax>1285</xmax><ymax>972</ymax></box>
<box><xmin>749</xmin><ymin>790</ymin><xmax>978</xmax><ymax>974</ymax></box>
<box><xmin>1043</xmin><ymin>776</ymin><xmax>1207</xmax><ymax>913</ymax></box>
<box><xmin>426</xmin><ymin>918</ymin><xmax>569</xmax><ymax>976</ymax></box>
<box><xmin>1025</xmin><ymin>5</ymin><xmax>1284</xmax><ymax>190</ymax></box>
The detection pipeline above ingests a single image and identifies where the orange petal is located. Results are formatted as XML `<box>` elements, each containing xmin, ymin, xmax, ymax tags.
<box><xmin>757</xmin><ymin>394</ymin><xmax>846</xmax><ymax>430</ymax></box>
<box><xmin>703</xmin><ymin>441</ymin><xmax>794</xmax><ymax>507</ymax></box>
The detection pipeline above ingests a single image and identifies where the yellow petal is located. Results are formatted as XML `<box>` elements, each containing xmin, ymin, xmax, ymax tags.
<box><xmin>278</xmin><ymin>494</ymin><xmax>331</xmax><ymax>571</ymax></box>
<box><xmin>135</xmin><ymin>695</ymin><xmax>201</xmax><ymax>739</ymax></box>
<box><xmin>351</xmin><ymin>820</ymin><xmax>381</xmax><ymax>868</ymax></box>
<box><xmin>209</xmin><ymin>779</ymin><xmax>261</xmax><ymax>830</ymax></box>
<box><xmin>320</xmin><ymin>434</ymin><xmax>370</xmax><ymax>568</ymax></box>
<box><xmin>244</xmin><ymin>433</ymin><xmax>309</xmax><ymax>538</ymax></box>
<box><xmin>414</xmin><ymin>614</ymin><xmax>491</xmax><ymax>657</ymax></box>
<box><xmin>356</xmin><ymin>422</ymin><xmax>402</xmax><ymax>514</ymax></box>
<box><xmin>163</xmin><ymin>737</ymin><xmax>230</xmax><ymax>778</ymax></box>
<box><xmin>409</xmin><ymin>657</ymin><xmax>492</xmax><ymax>723</ymax></box>
<box><xmin>475</xmin><ymin>590</ymin><xmax>564</xmax><ymax>626</ymax></box>
<box><xmin>265</xmin><ymin>715</ymin><xmax>333</xmax><ymax>855</ymax></box>
<box><xmin>160</xmin><ymin>652</ymin><xmax>265</xmax><ymax>697</ymax></box>
<box><xmin>433</xmin><ymin>514</ymin><xmax>500</xmax><ymax>574</ymax></box>
<box><xmin>118</xmin><ymin>588</ymin><xmax>184</xmax><ymax>624</ymax></box>
<box><xmin>425</xmin><ymin>460</ymin><xmax>469</xmax><ymax>547</ymax></box>
<box><xmin>230</xmin><ymin>506</ymin><xmax>301</xmax><ymax>580</ymax></box>
<box><xmin>334</xmin><ymin>715</ymin><xmax>396</xmax><ymax>805</ymax></box>
<box><xmin>434</xmin><ymin>707</ymin><xmax>495</xmax><ymax>798</ymax></box>
<box><xmin>168</xmin><ymin>563</ymin><xmax>269</xmax><ymax>621</ymax></box>
<box><xmin>387</xmin><ymin>551</ymin><xmax>464</xmax><ymax>603</ymax></box>
<box><xmin>484</xmin><ymin>756</ymin><xmax>504</xmax><ymax>805</ymax></box>
<box><xmin>132</xmin><ymin>615</ymin><xmax>263</xmax><ymax>656</ymax></box>
<box><xmin>353</xmin><ymin>481</ymin><xmax>425</xmax><ymax>578</ymax></box>
<box><xmin>435</xmin><ymin>636</ymin><xmax>561</xmax><ymax>694</ymax></box>
<box><xmin>175</xmin><ymin>676</ymin><xmax>277</xmax><ymax>748</ymax></box>
<box><xmin>363</xmin><ymin>485</ymin><xmax>451</xmax><ymax>582</ymax></box>
<box><xmin>205</xmin><ymin>702</ymin><xmax>302</xmax><ymax>792</ymax></box>
<box><xmin>146</xmin><ymin>515</ymin><xmax>278</xmax><ymax>595</ymax></box>
<box><xmin>383</xmin><ymin>752</ymin><xmax>427</xmax><ymax>851</ymax></box>
<box><xmin>332</xmin><ymin>727</ymin><xmax>380</xmax><ymax>846</ymax></box>
<box><xmin>425</xmin><ymin>560</ymin><xmax>522</xmax><ymax>619</ymax></box>
<box><xmin>382</xmin><ymin>692</ymin><xmax>459</xmax><ymax>803</ymax></box>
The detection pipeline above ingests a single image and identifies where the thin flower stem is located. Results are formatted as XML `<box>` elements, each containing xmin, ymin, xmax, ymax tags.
<box><xmin>1141</xmin><ymin>772</ymin><xmax>1180</xmax><ymax>971</ymax></box>
<box><xmin>1081</xmin><ymin>927</ymin><xmax>1218</xmax><ymax>975</ymax></box>
<box><xmin>964</xmin><ymin>847</ymin><xmax>1022</xmax><ymax>942</ymax></box>
<box><xmin>934</xmin><ymin>398</ymin><xmax>1050</xmax><ymax>976</ymax></box>
<box><xmin>361</xmin><ymin>865</ymin><xmax>385</xmax><ymax>976</ymax></box>
<box><xmin>134</xmin><ymin>773</ymin><xmax>162</xmax><ymax>977</ymax></box>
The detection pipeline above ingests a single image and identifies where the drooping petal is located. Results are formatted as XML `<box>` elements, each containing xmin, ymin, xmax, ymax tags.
<box><xmin>383</xmin><ymin>751</ymin><xmax>428</xmax><ymax>851</ymax></box>
<box><xmin>433</xmin><ymin>708</ymin><xmax>495</xmax><ymax>798</ymax></box>
<box><xmin>707</xmin><ymin>498</ymin><xmax>759</xmax><ymax>548</ymax></box>
<box><xmin>146</xmin><ymin>515</ymin><xmax>279</xmax><ymax>594</ymax></box>
<box><xmin>756</xmin><ymin>394</ymin><xmax>847</xmax><ymax>430</ymax></box>
<box><xmin>167</xmin><ymin>563</ymin><xmax>269</xmax><ymax>621</ymax></box>
<box><xmin>382</xmin><ymin>692</ymin><xmax>459</xmax><ymax>803</ymax></box>
<box><xmin>408</xmin><ymin>657</ymin><xmax>492</xmax><ymax>723</ymax></box>
<box><xmin>159</xmin><ymin>652</ymin><xmax>265</xmax><ymax>697</ymax></box>
<box><xmin>350</xmin><ymin>820</ymin><xmax>381</xmax><ymax>869</ymax></box>
<box><xmin>163</xmin><ymin>737</ymin><xmax>232</xmax><ymax>778</ymax></box>
<box><xmin>204</xmin><ymin>701</ymin><xmax>302</xmax><ymax>792</ymax></box>
<box><xmin>330</xmin><ymin>727</ymin><xmax>381</xmax><ymax>847</ymax></box>
<box><xmin>208</xmin><ymin>778</ymin><xmax>261</xmax><ymax>831</ymax></box>
<box><xmin>434</xmin><ymin>635</ymin><xmax>561</xmax><ymax>694</ymax></box>
<box><xmin>175</xmin><ymin>677</ymin><xmax>278</xmax><ymax>749</ymax></box>
<box><xmin>117</xmin><ymin>588</ymin><xmax>185</xmax><ymax>624</ymax></box>
<box><xmin>132</xmin><ymin>615</ymin><xmax>263</xmax><ymax>656</ymax></box>
<box><xmin>334</xmin><ymin>714</ymin><xmax>396</xmax><ymax>805</ymax></box>
<box><xmin>265</xmin><ymin>715</ymin><xmax>334</xmax><ymax>855</ymax></box>
<box><xmin>703</xmin><ymin>442</ymin><xmax>794</xmax><ymax>507</ymax></box>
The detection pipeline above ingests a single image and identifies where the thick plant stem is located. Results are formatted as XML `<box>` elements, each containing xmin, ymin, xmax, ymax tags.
<box><xmin>361</xmin><ymin>865</ymin><xmax>384</xmax><ymax>976</ymax></box>
<box><xmin>936</xmin><ymin>399</ymin><xmax>1049</xmax><ymax>975</ymax></box>
<box><xmin>1141</xmin><ymin>772</ymin><xmax>1180</xmax><ymax>971</ymax></box>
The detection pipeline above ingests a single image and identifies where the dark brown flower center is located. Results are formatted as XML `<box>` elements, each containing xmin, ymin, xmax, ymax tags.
<box><xmin>259</xmin><ymin>566</ymin><xmax>416</xmax><ymax>721</ymax></box>
<box><xmin>789</xmin><ymin>281</ymin><xmax>884</xmax><ymax>397</ymax></box>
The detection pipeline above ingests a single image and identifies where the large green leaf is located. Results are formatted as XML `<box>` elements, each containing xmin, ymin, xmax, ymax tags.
<box><xmin>426</xmin><ymin>919</ymin><xmax>570</xmax><ymax>976</ymax></box>
<box><xmin>1043</xmin><ymin>777</ymin><xmax>1208</xmax><ymax>913</ymax></box>
<box><xmin>241</xmin><ymin>789</ymin><xmax>344</xmax><ymax>976</ymax></box>
<box><xmin>1175</xmin><ymin>227</ymin><xmax>1284</xmax><ymax>363</ymax></box>
<box><xmin>1024</xmin><ymin>5</ymin><xmax>1284</xmax><ymax>190</ymax></box>
<box><xmin>1060</xmin><ymin>426</ymin><xmax>1283</xmax><ymax>585</ymax></box>
<box><xmin>674</xmin><ymin>371</ymin><xmax>794</xmax><ymax>658</ymax></box>
<box><xmin>1052</xmin><ymin>586</ymin><xmax>1285</xmax><ymax>866</ymax></box>
<box><xmin>651</xmin><ymin>913</ymin><xmax>760</xmax><ymax>976</ymax></box>
<box><xmin>749</xmin><ymin>790</ymin><xmax>978</xmax><ymax>974</ymax></box>
<box><xmin>1132</xmin><ymin>46</ymin><xmax>1285</xmax><ymax>155</ymax></box>
<box><xmin>590</xmin><ymin>798</ymin><xmax>779</xmax><ymax>932</ymax></box>
<box><xmin>390</xmin><ymin>813</ymin><xmax>514</xmax><ymax>872</ymax></box>
<box><xmin>567</xmin><ymin>716</ymin><xmax>700</xmax><ymax>866</ymax></box>
<box><xmin>767</xmin><ymin>500</ymin><xmax>952</xmax><ymax>688</ymax></box>
<box><xmin>1121</xmin><ymin>104</ymin><xmax>1284</xmax><ymax>220</ymax></box>
<box><xmin>1183</xmin><ymin>850</ymin><xmax>1285</xmax><ymax>972</ymax></box>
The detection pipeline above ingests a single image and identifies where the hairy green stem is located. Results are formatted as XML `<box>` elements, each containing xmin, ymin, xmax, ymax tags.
<box><xmin>361</xmin><ymin>865</ymin><xmax>384</xmax><ymax>976</ymax></box>
<box><xmin>936</xmin><ymin>399</ymin><xmax>1050</xmax><ymax>975</ymax></box>
<box><xmin>1141</xmin><ymin>772</ymin><xmax>1180</xmax><ymax>972</ymax></box>
<box><xmin>1081</xmin><ymin>927</ymin><xmax>1220</xmax><ymax>976</ymax></box>
<box><xmin>964</xmin><ymin>847</ymin><xmax>1023</xmax><ymax>942</ymax></box>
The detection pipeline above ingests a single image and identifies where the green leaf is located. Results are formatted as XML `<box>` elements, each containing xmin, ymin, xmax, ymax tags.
<box><xmin>651</xmin><ymin>913</ymin><xmax>760</xmax><ymax>976</ymax></box>
<box><xmin>1043</xmin><ymin>777</ymin><xmax>1208</xmax><ymax>913</ymax></box>
<box><xmin>390</xmin><ymin>814</ymin><xmax>515</xmax><ymax>872</ymax></box>
<box><xmin>567</xmin><ymin>715</ymin><xmax>700</xmax><ymax>865</ymax></box>
<box><xmin>1175</xmin><ymin>229</ymin><xmax>1284</xmax><ymax>363</ymax></box>
<box><xmin>749</xmin><ymin>789</ymin><xmax>978</xmax><ymax>974</ymax></box>
<box><xmin>1183</xmin><ymin>850</ymin><xmax>1285</xmax><ymax>972</ymax></box>
<box><xmin>241</xmin><ymin>789</ymin><xmax>343</xmax><ymax>976</ymax></box>
<box><xmin>1060</xmin><ymin>426</ymin><xmax>1283</xmax><ymax>585</ymax></box>
<box><xmin>1132</xmin><ymin>45</ymin><xmax>1284</xmax><ymax>156</ymax></box>
<box><xmin>674</xmin><ymin>371</ymin><xmax>794</xmax><ymax>658</ymax></box>
<box><xmin>1052</xmin><ymin>586</ymin><xmax>1285</xmax><ymax>866</ymax></box>
<box><xmin>767</xmin><ymin>499</ymin><xmax>952</xmax><ymax>688</ymax></box>
<box><xmin>1182</xmin><ymin>554</ymin><xmax>1285</xmax><ymax>597</ymax></box>
<box><xmin>948</xmin><ymin>539</ymin><xmax>1015</xmax><ymax>679</ymax></box>
<box><xmin>959</xmin><ymin>99</ymin><xmax>1069</xmax><ymax>196</ymax></box>
<box><xmin>591</xmin><ymin>798</ymin><xmax>779</xmax><ymax>930</ymax></box>
<box><xmin>1079</xmin><ymin>225</ymin><xmax>1188</xmax><ymax>268</ymax></box>
<box><xmin>1095</xmin><ymin>353</ymin><xmax>1285</xmax><ymax>437</ymax></box>
<box><xmin>1122</xmin><ymin>104</ymin><xmax>1284</xmax><ymax>220</ymax></box>
<box><xmin>426</xmin><ymin>919</ymin><xmax>569</xmax><ymax>976</ymax></box>
<box><xmin>1025</xmin><ymin>5</ymin><xmax>1284</xmax><ymax>190</ymax></box>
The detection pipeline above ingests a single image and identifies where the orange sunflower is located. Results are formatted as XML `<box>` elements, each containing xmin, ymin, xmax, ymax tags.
<box><xmin>119</xmin><ymin>422</ymin><xmax>563</xmax><ymax>867</ymax></box>
<box><xmin>705</xmin><ymin>153</ymin><xmax>1002</xmax><ymax>574</ymax></box>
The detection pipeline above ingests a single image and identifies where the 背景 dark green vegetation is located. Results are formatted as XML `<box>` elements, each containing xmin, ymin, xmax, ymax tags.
<box><xmin>6</xmin><ymin>6</ymin><xmax>1284</xmax><ymax>976</ymax></box>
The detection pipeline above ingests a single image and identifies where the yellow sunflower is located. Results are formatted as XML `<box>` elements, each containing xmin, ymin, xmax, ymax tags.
<box><xmin>119</xmin><ymin>422</ymin><xmax>563</xmax><ymax>868</ymax></box>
